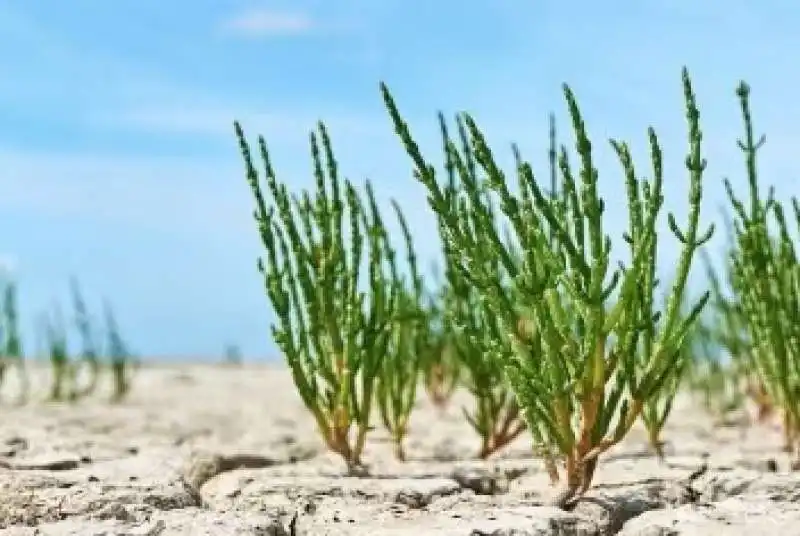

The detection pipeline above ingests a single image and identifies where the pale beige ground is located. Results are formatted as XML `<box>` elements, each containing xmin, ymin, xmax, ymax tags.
<box><xmin>0</xmin><ymin>362</ymin><xmax>798</xmax><ymax>535</ymax></box>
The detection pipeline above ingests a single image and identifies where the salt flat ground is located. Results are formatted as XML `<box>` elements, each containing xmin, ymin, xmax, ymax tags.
<box><xmin>0</xmin><ymin>363</ymin><xmax>798</xmax><ymax>535</ymax></box>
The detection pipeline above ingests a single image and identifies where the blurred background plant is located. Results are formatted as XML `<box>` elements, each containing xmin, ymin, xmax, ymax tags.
<box><xmin>69</xmin><ymin>277</ymin><xmax>101</xmax><ymax>400</ymax></box>
<box><xmin>105</xmin><ymin>299</ymin><xmax>136</xmax><ymax>403</ymax></box>
<box><xmin>0</xmin><ymin>274</ymin><xmax>138</xmax><ymax>405</ymax></box>
<box><xmin>223</xmin><ymin>342</ymin><xmax>243</xmax><ymax>366</ymax></box>
<box><xmin>375</xmin><ymin>199</ymin><xmax>432</xmax><ymax>461</ymax></box>
<box><xmin>684</xmin><ymin>250</ymin><xmax>751</xmax><ymax>421</ymax></box>
<box><xmin>722</xmin><ymin>82</ymin><xmax>800</xmax><ymax>463</ymax></box>
<box><xmin>0</xmin><ymin>276</ymin><xmax>28</xmax><ymax>404</ymax></box>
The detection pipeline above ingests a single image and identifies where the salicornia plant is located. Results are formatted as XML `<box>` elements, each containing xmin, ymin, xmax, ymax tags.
<box><xmin>705</xmin><ymin>225</ymin><xmax>772</xmax><ymax>421</ymax></box>
<box><xmin>640</xmin><ymin>290</ymin><xmax>698</xmax><ymax>458</ymax></box>
<box><xmin>690</xmin><ymin>249</ymin><xmax>754</xmax><ymax>419</ymax></box>
<box><xmin>70</xmin><ymin>277</ymin><xmax>101</xmax><ymax>399</ymax></box>
<box><xmin>443</xmin><ymin>266</ymin><xmax>527</xmax><ymax>459</ymax></box>
<box><xmin>104</xmin><ymin>300</ymin><xmax>134</xmax><ymax>402</ymax></box>
<box><xmin>235</xmin><ymin>120</ymin><xmax>398</xmax><ymax>473</ymax></box>
<box><xmin>420</xmin><ymin>277</ymin><xmax>461</xmax><ymax>411</ymax></box>
<box><xmin>223</xmin><ymin>342</ymin><xmax>243</xmax><ymax>366</ymax></box>
<box><xmin>437</xmin><ymin>113</ymin><xmax>527</xmax><ymax>459</ymax></box>
<box><xmin>421</xmin><ymin>312</ymin><xmax>460</xmax><ymax>411</ymax></box>
<box><xmin>382</xmin><ymin>67</ymin><xmax>712</xmax><ymax>506</ymax></box>
<box><xmin>0</xmin><ymin>278</ymin><xmax>28</xmax><ymax>404</ymax></box>
<box><xmin>43</xmin><ymin>307</ymin><xmax>72</xmax><ymax>402</ymax></box>
<box><xmin>723</xmin><ymin>81</ymin><xmax>800</xmax><ymax>460</ymax></box>
<box><xmin>375</xmin><ymin>199</ymin><xmax>429</xmax><ymax>461</ymax></box>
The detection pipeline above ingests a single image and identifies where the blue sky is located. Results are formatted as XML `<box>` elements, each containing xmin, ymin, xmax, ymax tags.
<box><xmin>1</xmin><ymin>0</ymin><xmax>798</xmax><ymax>360</ymax></box>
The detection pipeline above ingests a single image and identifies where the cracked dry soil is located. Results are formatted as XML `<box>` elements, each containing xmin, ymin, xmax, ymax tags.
<box><xmin>0</xmin><ymin>363</ymin><xmax>798</xmax><ymax>535</ymax></box>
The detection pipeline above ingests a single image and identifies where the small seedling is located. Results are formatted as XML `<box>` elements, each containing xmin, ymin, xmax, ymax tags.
<box><xmin>0</xmin><ymin>279</ymin><xmax>28</xmax><ymax>404</ymax></box>
<box><xmin>420</xmin><ymin>286</ymin><xmax>461</xmax><ymax>411</ymax></box>
<box><xmin>104</xmin><ymin>300</ymin><xmax>134</xmax><ymax>402</ymax></box>
<box><xmin>70</xmin><ymin>277</ymin><xmax>101</xmax><ymax>398</ymax></box>
<box><xmin>42</xmin><ymin>307</ymin><xmax>72</xmax><ymax>402</ymax></box>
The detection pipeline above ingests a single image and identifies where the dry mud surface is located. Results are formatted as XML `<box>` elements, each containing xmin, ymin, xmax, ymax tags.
<box><xmin>0</xmin><ymin>363</ymin><xmax>798</xmax><ymax>535</ymax></box>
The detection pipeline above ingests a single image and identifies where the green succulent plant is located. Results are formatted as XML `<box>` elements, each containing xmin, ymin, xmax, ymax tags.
<box><xmin>236</xmin><ymin>120</ymin><xmax>409</xmax><ymax>473</ymax></box>
<box><xmin>724</xmin><ymin>81</ymin><xmax>800</xmax><ymax>460</ymax></box>
<box><xmin>382</xmin><ymin>67</ymin><xmax>712</xmax><ymax>505</ymax></box>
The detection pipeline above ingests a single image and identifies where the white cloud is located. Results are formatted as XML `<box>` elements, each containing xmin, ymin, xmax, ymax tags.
<box><xmin>220</xmin><ymin>9</ymin><xmax>316</xmax><ymax>37</ymax></box>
